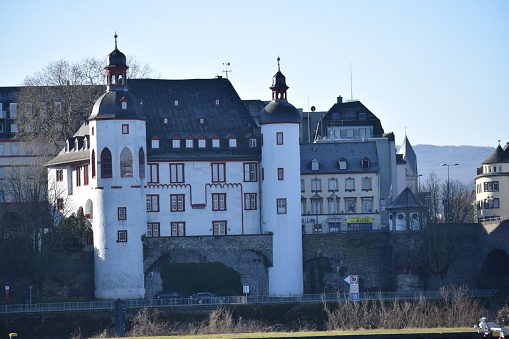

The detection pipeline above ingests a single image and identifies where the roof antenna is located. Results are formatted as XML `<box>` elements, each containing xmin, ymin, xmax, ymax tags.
<box><xmin>350</xmin><ymin>63</ymin><xmax>353</xmax><ymax>101</ymax></box>
<box><xmin>222</xmin><ymin>62</ymin><xmax>232</xmax><ymax>79</ymax></box>
<box><xmin>114</xmin><ymin>31</ymin><xmax>118</xmax><ymax>50</ymax></box>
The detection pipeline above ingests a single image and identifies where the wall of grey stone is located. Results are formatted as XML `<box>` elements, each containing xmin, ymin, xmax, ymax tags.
<box><xmin>302</xmin><ymin>233</ymin><xmax>393</xmax><ymax>293</ymax></box>
<box><xmin>143</xmin><ymin>235</ymin><xmax>272</xmax><ymax>297</ymax></box>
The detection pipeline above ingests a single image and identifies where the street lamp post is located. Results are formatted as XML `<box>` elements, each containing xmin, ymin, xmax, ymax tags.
<box><xmin>441</xmin><ymin>163</ymin><xmax>459</xmax><ymax>222</ymax></box>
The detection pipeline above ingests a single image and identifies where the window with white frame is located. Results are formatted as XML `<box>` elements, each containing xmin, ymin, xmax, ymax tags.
<box><xmin>186</xmin><ymin>138</ymin><xmax>193</xmax><ymax>148</ymax></box>
<box><xmin>148</xmin><ymin>163</ymin><xmax>159</xmax><ymax>183</ymax></box>
<box><xmin>361</xmin><ymin>158</ymin><xmax>370</xmax><ymax>169</ymax></box>
<box><xmin>362</xmin><ymin>197</ymin><xmax>373</xmax><ymax>213</ymax></box>
<box><xmin>212</xmin><ymin>193</ymin><xmax>226</xmax><ymax>211</ymax></box>
<box><xmin>146</xmin><ymin>223</ymin><xmax>160</xmax><ymax>237</ymax></box>
<box><xmin>229</xmin><ymin>137</ymin><xmax>237</xmax><ymax>148</ymax></box>
<box><xmin>328</xmin><ymin>178</ymin><xmax>338</xmax><ymax>191</ymax></box>
<box><xmin>362</xmin><ymin>177</ymin><xmax>372</xmax><ymax>190</ymax></box>
<box><xmin>117</xmin><ymin>230</ymin><xmax>127</xmax><ymax>242</ymax></box>
<box><xmin>244</xmin><ymin>193</ymin><xmax>257</xmax><ymax>210</ymax></box>
<box><xmin>243</xmin><ymin>163</ymin><xmax>257</xmax><ymax>182</ymax></box>
<box><xmin>484</xmin><ymin>181</ymin><xmax>499</xmax><ymax>192</ymax></box>
<box><xmin>151</xmin><ymin>138</ymin><xmax>159</xmax><ymax>149</ymax></box>
<box><xmin>312</xmin><ymin>196</ymin><xmax>323</xmax><ymax>214</ymax></box>
<box><xmin>171</xmin><ymin>222</ymin><xmax>186</xmax><ymax>236</ymax></box>
<box><xmin>9</xmin><ymin>103</ymin><xmax>17</xmax><ymax>118</ymax></box>
<box><xmin>212</xmin><ymin>138</ymin><xmax>220</xmax><ymax>148</ymax></box>
<box><xmin>172</xmin><ymin>139</ymin><xmax>181</xmax><ymax>148</ymax></box>
<box><xmin>249</xmin><ymin>137</ymin><xmax>257</xmax><ymax>147</ymax></box>
<box><xmin>339</xmin><ymin>158</ymin><xmax>347</xmax><ymax>170</ymax></box>
<box><xmin>277</xmin><ymin>168</ymin><xmax>284</xmax><ymax>180</ymax></box>
<box><xmin>345</xmin><ymin>178</ymin><xmax>355</xmax><ymax>191</ymax></box>
<box><xmin>198</xmin><ymin>138</ymin><xmax>206</xmax><ymax>148</ymax></box>
<box><xmin>212</xmin><ymin>221</ymin><xmax>227</xmax><ymax>235</ymax></box>
<box><xmin>118</xmin><ymin>207</ymin><xmax>127</xmax><ymax>220</ymax></box>
<box><xmin>170</xmin><ymin>163</ymin><xmax>185</xmax><ymax>183</ymax></box>
<box><xmin>211</xmin><ymin>163</ymin><xmax>226</xmax><ymax>182</ymax></box>
<box><xmin>10</xmin><ymin>124</ymin><xmax>18</xmax><ymax>133</ymax></box>
<box><xmin>277</xmin><ymin>198</ymin><xmax>287</xmax><ymax>214</ymax></box>
<box><xmin>311</xmin><ymin>179</ymin><xmax>321</xmax><ymax>191</ymax></box>
<box><xmin>345</xmin><ymin>198</ymin><xmax>356</xmax><ymax>213</ymax></box>
<box><xmin>328</xmin><ymin>196</ymin><xmax>339</xmax><ymax>214</ymax></box>
<box><xmin>276</xmin><ymin>132</ymin><xmax>283</xmax><ymax>145</ymax></box>
<box><xmin>146</xmin><ymin>195</ymin><xmax>159</xmax><ymax>212</ymax></box>
<box><xmin>170</xmin><ymin>194</ymin><xmax>185</xmax><ymax>212</ymax></box>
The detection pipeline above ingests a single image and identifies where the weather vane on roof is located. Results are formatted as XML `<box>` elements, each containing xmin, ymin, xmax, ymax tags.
<box><xmin>114</xmin><ymin>31</ymin><xmax>118</xmax><ymax>49</ymax></box>
<box><xmin>222</xmin><ymin>62</ymin><xmax>232</xmax><ymax>79</ymax></box>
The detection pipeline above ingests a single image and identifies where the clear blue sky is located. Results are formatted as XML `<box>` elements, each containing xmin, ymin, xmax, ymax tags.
<box><xmin>1</xmin><ymin>0</ymin><xmax>508</xmax><ymax>147</ymax></box>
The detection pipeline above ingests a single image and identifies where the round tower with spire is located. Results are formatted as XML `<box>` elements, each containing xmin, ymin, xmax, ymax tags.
<box><xmin>88</xmin><ymin>34</ymin><xmax>147</xmax><ymax>299</ymax></box>
<box><xmin>260</xmin><ymin>58</ymin><xmax>303</xmax><ymax>295</ymax></box>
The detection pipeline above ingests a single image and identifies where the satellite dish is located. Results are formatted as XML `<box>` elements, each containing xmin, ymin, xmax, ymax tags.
<box><xmin>311</xmin><ymin>106</ymin><xmax>316</xmax><ymax>112</ymax></box>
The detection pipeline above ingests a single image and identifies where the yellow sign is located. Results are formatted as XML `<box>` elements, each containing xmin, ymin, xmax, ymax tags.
<box><xmin>346</xmin><ymin>217</ymin><xmax>374</xmax><ymax>223</ymax></box>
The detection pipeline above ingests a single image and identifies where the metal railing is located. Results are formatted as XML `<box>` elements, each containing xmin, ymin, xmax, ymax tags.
<box><xmin>0</xmin><ymin>289</ymin><xmax>498</xmax><ymax>315</ymax></box>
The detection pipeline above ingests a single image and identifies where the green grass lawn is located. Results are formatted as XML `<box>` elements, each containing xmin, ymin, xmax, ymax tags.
<box><xmin>109</xmin><ymin>327</ymin><xmax>477</xmax><ymax>339</ymax></box>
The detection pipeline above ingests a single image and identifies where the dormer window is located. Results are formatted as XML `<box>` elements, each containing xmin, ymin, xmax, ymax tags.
<box><xmin>339</xmin><ymin>158</ymin><xmax>347</xmax><ymax>170</ymax></box>
<box><xmin>361</xmin><ymin>157</ymin><xmax>370</xmax><ymax>169</ymax></box>
<box><xmin>186</xmin><ymin>136</ymin><xmax>194</xmax><ymax>148</ymax></box>
<box><xmin>229</xmin><ymin>135</ymin><xmax>237</xmax><ymax>148</ymax></box>
<box><xmin>120</xmin><ymin>97</ymin><xmax>128</xmax><ymax>110</ymax></box>
<box><xmin>249</xmin><ymin>136</ymin><xmax>257</xmax><ymax>147</ymax></box>
<box><xmin>212</xmin><ymin>135</ymin><xmax>220</xmax><ymax>148</ymax></box>
<box><xmin>311</xmin><ymin>158</ymin><xmax>320</xmax><ymax>171</ymax></box>
<box><xmin>163</xmin><ymin>117</ymin><xmax>169</xmax><ymax>124</ymax></box>
<box><xmin>83</xmin><ymin>137</ymin><xmax>88</xmax><ymax>150</ymax></box>
<box><xmin>65</xmin><ymin>140</ymin><xmax>70</xmax><ymax>152</ymax></box>
<box><xmin>198</xmin><ymin>136</ymin><xmax>206</xmax><ymax>148</ymax></box>
<box><xmin>174</xmin><ymin>99</ymin><xmax>179</xmax><ymax>106</ymax></box>
<box><xmin>151</xmin><ymin>136</ymin><xmax>160</xmax><ymax>149</ymax></box>
<box><xmin>74</xmin><ymin>139</ymin><xmax>79</xmax><ymax>151</ymax></box>
<box><xmin>215</xmin><ymin>99</ymin><xmax>220</xmax><ymax>105</ymax></box>
<box><xmin>199</xmin><ymin>117</ymin><xmax>205</xmax><ymax>124</ymax></box>
<box><xmin>172</xmin><ymin>137</ymin><xmax>181</xmax><ymax>148</ymax></box>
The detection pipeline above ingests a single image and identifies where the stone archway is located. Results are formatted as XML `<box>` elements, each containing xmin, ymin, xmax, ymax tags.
<box><xmin>479</xmin><ymin>249</ymin><xmax>509</xmax><ymax>291</ymax></box>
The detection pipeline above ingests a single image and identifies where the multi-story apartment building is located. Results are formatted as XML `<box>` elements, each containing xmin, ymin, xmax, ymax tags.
<box><xmin>475</xmin><ymin>142</ymin><xmax>509</xmax><ymax>222</ymax></box>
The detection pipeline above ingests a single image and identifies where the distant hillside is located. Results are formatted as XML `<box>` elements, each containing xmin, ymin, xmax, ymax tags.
<box><xmin>410</xmin><ymin>144</ymin><xmax>494</xmax><ymax>186</ymax></box>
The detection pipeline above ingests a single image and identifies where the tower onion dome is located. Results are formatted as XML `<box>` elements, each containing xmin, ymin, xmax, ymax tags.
<box><xmin>259</xmin><ymin>57</ymin><xmax>301</xmax><ymax>124</ymax></box>
<box><xmin>106</xmin><ymin>33</ymin><xmax>128</xmax><ymax>68</ymax></box>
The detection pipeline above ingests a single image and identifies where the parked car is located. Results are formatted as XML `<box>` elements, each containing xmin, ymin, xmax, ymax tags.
<box><xmin>190</xmin><ymin>292</ymin><xmax>221</xmax><ymax>304</ymax></box>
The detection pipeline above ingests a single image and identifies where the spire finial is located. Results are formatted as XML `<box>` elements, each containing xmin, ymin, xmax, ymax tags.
<box><xmin>114</xmin><ymin>31</ymin><xmax>118</xmax><ymax>50</ymax></box>
<box><xmin>277</xmin><ymin>56</ymin><xmax>281</xmax><ymax>71</ymax></box>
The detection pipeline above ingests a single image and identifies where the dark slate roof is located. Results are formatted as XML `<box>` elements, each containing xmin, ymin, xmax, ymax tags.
<box><xmin>398</xmin><ymin>135</ymin><xmax>417</xmax><ymax>174</ymax></box>
<box><xmin>387</xmin><ymin>187</ymin><xmax>423</xmax><ymax>210</ymax></box>
<box><xmin>482</xmin><ymin>144</ymin><xmax>509</xmax><ymax>164</ymax></box>
<box><xmin>89</xmin><ymin>91</ymin><xmax>145</xmax><ymax>120</ymax></box>
<box><xmin>127</xmin><ymin>78</ymin><xmax>260</xmax><ymax>161</ymax></box>
<box><xmin>47</xmin><ymin>124</ymin><xmax>90</xmax><ymax>166</ymax></box>
<box><xmin>316</xmin><ymin>99</ymin><xmax>384</xmax><ymax>137</ymax></box>
<box><xmin>260</xmin><ymin>101</ymin><xmax>301</xmax><ymax>124</ymax></box>
<box><xmin>300</xmin><ymin>141</ymin><xmax>379</xmax><ymax>174</ymax></box>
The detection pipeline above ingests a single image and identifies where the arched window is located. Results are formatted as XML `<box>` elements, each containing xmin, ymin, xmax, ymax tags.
<box><xmin>91</xmin><ymin>150</ymin><xmax>96</xmax><ymax>178</ymax></box>
<box><xmin>101</xmin><ymin>148</ymin><xmax>112</xmax><ymax>178</ymax></box>
<box><xmin>120</xmin><ymin>147</ymin><xmax>133</xmax><ymax>178</ymax></box>
<box><xmin>139</xmin><ymin>148</ymin><xmax>145</xmax><ymax>178</ymax></box>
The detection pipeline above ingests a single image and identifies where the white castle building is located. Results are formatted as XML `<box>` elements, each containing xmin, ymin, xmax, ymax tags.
<box><xmin>47</xmin><ymin>37</ymin><xmax>303</xmax><ymax>298</ymax></box>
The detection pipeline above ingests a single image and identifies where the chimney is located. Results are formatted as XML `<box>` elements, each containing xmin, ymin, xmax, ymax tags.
<box><xmin>337</xmin><ymin>96</ymin><xmax>343</xmax><ymax>104</ymax></box>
